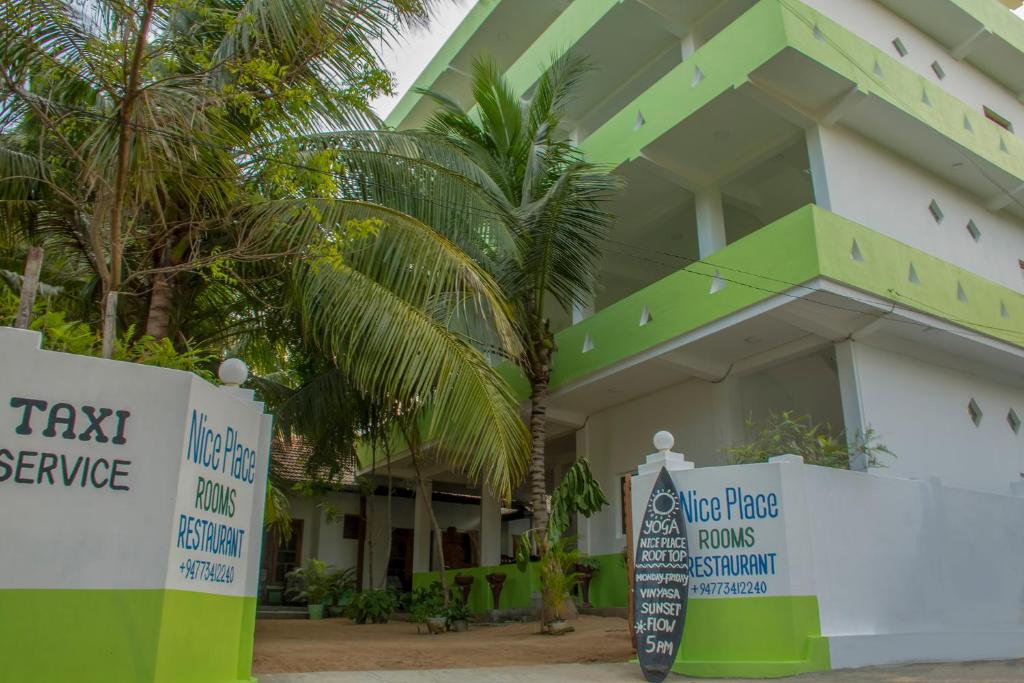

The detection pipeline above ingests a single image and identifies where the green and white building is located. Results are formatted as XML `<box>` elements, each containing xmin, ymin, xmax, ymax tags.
<box><xmin>309</xmin><ymin>0</ymin><xmax>1024</xmax><ymax>675</ymax></box>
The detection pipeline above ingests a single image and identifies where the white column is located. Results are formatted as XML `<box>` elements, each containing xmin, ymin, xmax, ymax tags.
<box><xmin>631</xmin><ymin>431</ymin><xmax>695</xmax><ymax>555</ymax></box>
<box><xmin>681</xmin><ymin>32</ymin><xmax>698</xmax><ymax>60</ymax></box>
<box><xmin>479</xmin><ymin>487</ymin><xmax>501</xmax><ymax>567</ymax></box>
<box><xmin>412</xmin><ymin>479</ymin><xmax>433</xmax><ymax>573</ymax></box>
<box><xmin>835</xmin><ymin>341</ymin><xmax>868</xmax><ymax>471</ymax></box>
<box><xmin>695</xmin><ymin>188</ymin><xmax>727</xmax><ymax>258</ymax></box>
<box><xmin>711</xmin><ymin>377</ymin><xmax>744</xmax><ymax>456</ymax></box>
<box><xmin>805</xmin><ymin>126</ymin><xmax>832</xmax><ymax>211</ymax></box>
<box><xmin>575</xmin><ymin>424</ymin><xmax>593</xmax><ymax>556</ymax></box>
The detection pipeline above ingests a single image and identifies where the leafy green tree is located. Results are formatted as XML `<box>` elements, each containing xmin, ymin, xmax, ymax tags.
<box><xmin>1</xmin><ymin>0</ymin><xmax>531</xmax><ymax>497</ymax></box>
<box><xmin>418</xmin><ymin>54</ymin><xmax>622</xmax><ymax>534</ymax></box>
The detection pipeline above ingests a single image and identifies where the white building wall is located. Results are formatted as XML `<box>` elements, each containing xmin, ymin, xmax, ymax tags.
<box><xmin>284</xmin><ymin>489</ymin><xmax>485</xmax><ymax>583</ymax></box>
<box><xmin>816</xmin><ymin>124</ymin><xmax>1024</xmax><ymax>291</ymax></box>
<box><xmin>803</xmin><ymin>465</ymin><xmax>1024</xmax><ymax>667</ymax></box>
<box><xmin>803</xmin><ymin>0</ymin><xmax>1024</xmax><ymax>134</ymax></box>
<box><xmin>850</xmin><ymin>341</ymin><xmax>1024</xmax><ymax>493</ymax></box>
<box><xmin>580</xmin><ymin>354</ymin><xmax>845</xmax><ymax>557</ymax></box>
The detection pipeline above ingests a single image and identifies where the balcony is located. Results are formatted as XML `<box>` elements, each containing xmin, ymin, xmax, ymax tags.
<box><xmin>546</xmin><ymin>204</ymin><xmax>1024</xmax><ymax>412</ymax></box>
<box><xmin>579</xmin><ymin>0</ymin><xmax>1024</xmax><ymax>220</ymax></box>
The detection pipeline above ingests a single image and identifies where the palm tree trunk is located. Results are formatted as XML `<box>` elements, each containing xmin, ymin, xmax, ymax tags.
<box><xmin>144</xmin><ymin>271</ymin><xmax>173</xmax><ymax>338</ymax></box>
<box><xmin>527</xmin><ymin>346</ymin><xmax>552</xmax><ymax>545</ymax></box>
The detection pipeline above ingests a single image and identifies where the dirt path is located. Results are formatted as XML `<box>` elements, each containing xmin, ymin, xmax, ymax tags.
<box><xmin>252</xmin><ymin>615</ymin><xmax>632</xmax><ymax>674</ymax></box>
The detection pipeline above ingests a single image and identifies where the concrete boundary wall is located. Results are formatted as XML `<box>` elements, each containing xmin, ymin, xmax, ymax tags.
<box><xmin>631</xmin><ymin>458</ymin><xmax>1024</xmax><ymax>676</ymax></box>
<box><xmin>0</xmin><ymin>327</ymin><xmax>272</xmax><ymax>683</ymax></box>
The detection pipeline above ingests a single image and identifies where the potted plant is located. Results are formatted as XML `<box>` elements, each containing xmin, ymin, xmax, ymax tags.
<box><xmin>445</xmin><ymin>597</ymin><xmax>472</xmax><ymax>632</ymax></box>
<box><xmin>513</xmin><ymin>459</ymin><xmax>609</xmax><ymax>634</ymax></box>
<box><xmin>326</xmin><ymin>568</ymin><xmax>356</xmax><ymax>617</ymax></box>
<box><xmin>285</xmin><ymin>559</ymin><xmax>332</xmax><ymax>620</ymax></box>
<box><xmin>574</xmin><ymin>557</ymin><xmax>600</xmax><ymax>609</ymax></box>
<box><xmin>348</xmin><ymin>588</ymin><xmax>398</xmax><ymax>624</ymax></box>
<box><xmin>539</xmin><ymin>537</ymin><xmax>579</xmax><ymax>635</ymax></box>
<box><xmin>410</xmin><ymin>582</ymin><xmax>447</xmax><ymax>635</ymax></box>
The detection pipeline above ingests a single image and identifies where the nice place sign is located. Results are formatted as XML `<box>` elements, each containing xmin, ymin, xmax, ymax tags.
<box><xmin>0</xmin><ymin>327</ymin><xmax>271</xmax><ymax>683</ymax></box>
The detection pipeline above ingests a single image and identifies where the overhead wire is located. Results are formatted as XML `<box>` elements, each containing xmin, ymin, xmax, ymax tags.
<box><xmin>4</xmin><ymin>27</ymin><xmax>1024</xmax><ymax>347</ymax></box>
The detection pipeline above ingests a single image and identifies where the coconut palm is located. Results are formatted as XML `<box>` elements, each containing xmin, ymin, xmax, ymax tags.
<box><xmin>416</xmin><ymin>54</ymin><xmax>622</xmax><ymax>534</ymax></box>
<box><xmin>0</xmin><ymin>0</ymin><xmax>531</xmax><ymax>497</ymax></box>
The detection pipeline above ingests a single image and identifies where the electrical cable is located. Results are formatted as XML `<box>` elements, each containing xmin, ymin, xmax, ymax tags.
<box><xmin>4</xmin><ymin>36</ymin><xmax>1024</xmax><ymax>346</ymax></box>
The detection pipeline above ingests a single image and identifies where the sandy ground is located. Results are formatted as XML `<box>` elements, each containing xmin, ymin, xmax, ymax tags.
<box><xmin>252</xmin><ymin>615</ymin><xmax>633</xmax><ymax>674</ymax></box>
<box><xmin>257</xmin><ymin>660</ymin><xmax>1024</xmax><ymax>683</ymax></box>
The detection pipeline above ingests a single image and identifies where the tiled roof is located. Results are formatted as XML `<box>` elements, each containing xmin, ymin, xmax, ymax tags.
<box><xmin>270</xmin><ymin>437</ymin><xmax>355</xmax><ymax>486</ymax></box>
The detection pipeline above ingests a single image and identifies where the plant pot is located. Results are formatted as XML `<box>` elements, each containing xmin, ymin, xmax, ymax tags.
<box><xmin>450</xmin><ymin>618</ymin><xmax>468</xmax><ymax>632</ymax></box>
<box><xmin>547</xmin><ymin>619</ymin><xmax>574</xmax><ymax>635</ymax></box>
<box><xmin>307</xmin><ymin>604</ymin><xmax>324</xmax><ymax>620</ymax></box>
<box><xmin>327</xmin><ymin>605</ymin><xmax>344</xmax><ymax>618</ymax></box>
<box><xmin>574</xmin><ymin>565</ymin><xmax>595</xmax><ymax>609</ymax></box>
<box><xmin>485</xmin><ymin>572</ymin><xmax>507</xmax><ymax>611</ymax></box>
<box><xmin>426</xmin><ymin>617</ymin><xmax>447</xmax><ymax>635</ymax></box>
<box><xmin>266</xmin><ymin>586</ymin><xmax>283</xmax><ymax>605</ymax></box>
<box><xmin>454</xmin><ymin>574</ymin><xmax>475</xmax><ymax>605</ymax></box>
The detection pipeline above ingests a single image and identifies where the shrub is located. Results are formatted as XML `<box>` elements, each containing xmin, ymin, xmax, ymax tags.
<box><xmin>409</xmin><ymin>582</ymin><xmax>446</xmax><ymax>623</ymax></box>
<box><xmin>1</xmin><ymin>290</ymin><xmax>215</xmax><ymax>380</ymax></box>
<box><xmin>727</xmin><ymin>410</ymin><xmax>893</xmax><ymax>469</ymax></box>
<box><xmin>285</xmin><ymin>559</ymin><xmax>332</xmax><ymax>605</ymax></box>
<box><xmin>348</xmin><ymin>589</ymin><xmax>399</xmax><ymax>624</ymax></box>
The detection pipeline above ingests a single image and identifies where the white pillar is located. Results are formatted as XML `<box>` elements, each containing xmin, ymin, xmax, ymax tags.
<box><xmin>805</xmin><ymin>126</ymin><xmax>832</xmax><ymax>211</ymax></box>
<box><xmin>575</xmin><ymin>423</ymin><xmax>593</xmax><ymax>556</ymax></box>
<box><xmin>412</xmin><ymin>479</ymin><xmax>433</xmax><ymax>573</ymax></box>
<box><xmin>681</xmin><ymin>32</ymin><xmax>698</xmax><ymax>60</ymax></box>
<box><xmin>479</xmin><ymin>487</ymin><xmax>501</xmax><ymax>567</ymax></box>
<box><xmin>835</xmin><ymin>341</ymin><xmax>868</xmax><ymax>471</ymax></box>
<box><xmin>695</xmin><ymin>188</ymin><xmax>727</xmax><ymax>258</ymax></box>
<box><xmin>711</xmin><ymin>377</ymin><xmax>744</xmax><ymax>456</ymax></box>
<box><xmin>631</xmin><ymin>431</ymin><xmax>695</xmax><ymax>554</ymax></box>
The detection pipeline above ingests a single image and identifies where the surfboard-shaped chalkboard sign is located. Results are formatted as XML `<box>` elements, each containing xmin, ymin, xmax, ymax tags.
<box><xmin>633</xmin><ymin>466</ymin><xmax>689</xmax><ymax>683</ymax></box>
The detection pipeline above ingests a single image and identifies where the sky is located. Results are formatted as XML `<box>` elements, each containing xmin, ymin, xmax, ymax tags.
<box><xmin>371</xmin><ymin>2</ymin><xmax>474</xmax><ymax>118</ymax></box>
<box><xmin>371</xmin><ymin>2</ymin><xmax>1024</xmax><ymax>118</ymax></box>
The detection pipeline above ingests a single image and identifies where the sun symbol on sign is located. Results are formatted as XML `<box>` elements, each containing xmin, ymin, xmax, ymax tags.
<box><xmin>635</xmin><ymin>620</ymin><xmax>646</xmax><ymax>635</ymax></box>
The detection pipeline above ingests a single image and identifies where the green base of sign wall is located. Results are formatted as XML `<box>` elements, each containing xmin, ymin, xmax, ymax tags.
<box><xmin>672</xmin><ymin>596</ymin><xmax>830</xmax><ymax>678</ymax></box>
<box><xmin>0</xmin><ymin>589</ymin><xmax>257</xmax><ymax>683</ymax></box>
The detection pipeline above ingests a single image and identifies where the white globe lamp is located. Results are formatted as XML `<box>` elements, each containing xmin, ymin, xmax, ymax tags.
<box><xmin>218</xmin><ymin>358</ymin><xmax>249</xmax><ymax>387</ymax></box>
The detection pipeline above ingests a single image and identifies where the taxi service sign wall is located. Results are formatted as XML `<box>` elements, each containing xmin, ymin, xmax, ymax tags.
<box><xmin>0</xmin><ymin>327</ymin><xmax>271</xmax><ymax>683</ymax></box>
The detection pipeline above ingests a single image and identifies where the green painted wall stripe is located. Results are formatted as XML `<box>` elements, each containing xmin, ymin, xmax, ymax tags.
<box><xmin>780</xmin><ymin>0</ymin><xmax>1024</xmax><ymax>184</ymax></box>
<box><xmin>549</xmin><ymin>205</ymin><xmax>822</xmax><ymax>391</ymax></box>
<box><xmin>0</xmin><ymin>589</ymin><xmax>256</xmax><ymax>683</ymax></box>
<box><xmin>543</xmin><ymin>204</ymin><xmax>1024</xmax><ymax>394</ymax></box>
<box><xmin>949</xmin><ymin>0</ymin><xmax>1024</xmax><ymax>56</ymax></box>
<box><xmin>580</xmin><ymin>0</ymin><xmax>788</xmax><ymax>167</ymax></box>
<box><xmin>501</xmin><ymin>0</ymin><xmax>620</xmax><ymax>94</ymax></box>
<box><xmin>411</xmin><ymin>552</ymin><xmax>626</xmax><ymax>612</ymax></box>
<box><xmin>812</xmin><ymin>207</ymin><xmax>1024</xmax><ymax>346</ymax></box>
<box><xmin>412</xmin><ymin>565</ymin><xmax>828</xmax><ymax>677</ymax></box>
<box><xmin>412</xmin><ymin>563</ymin><xmax>541</xmax><ymax>613</ymax></box>
<box><xmin>575</xmin><ymin>0</ymin><xmax>1024</xmax><ymax>187</ymax></box>
<box><xmin>586</xmin><ymin>552</ymin><xmax>629</xmax><ymax>609</ymax></box>
<box><xmin>674</xmin><ymin>596</ymin><xmax>830</xmax><ymax>678</ymax></box>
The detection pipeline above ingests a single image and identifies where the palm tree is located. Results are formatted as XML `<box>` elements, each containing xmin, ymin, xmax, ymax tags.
<box><xmin>0</xmin><ymin>0</ymin><xmax>531</xmax><ymax>498</ymax></box>
<box><xmin>417</xmin><ymin>55</ymin><xmax>622</xmax><ymax>536</ymax></box>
